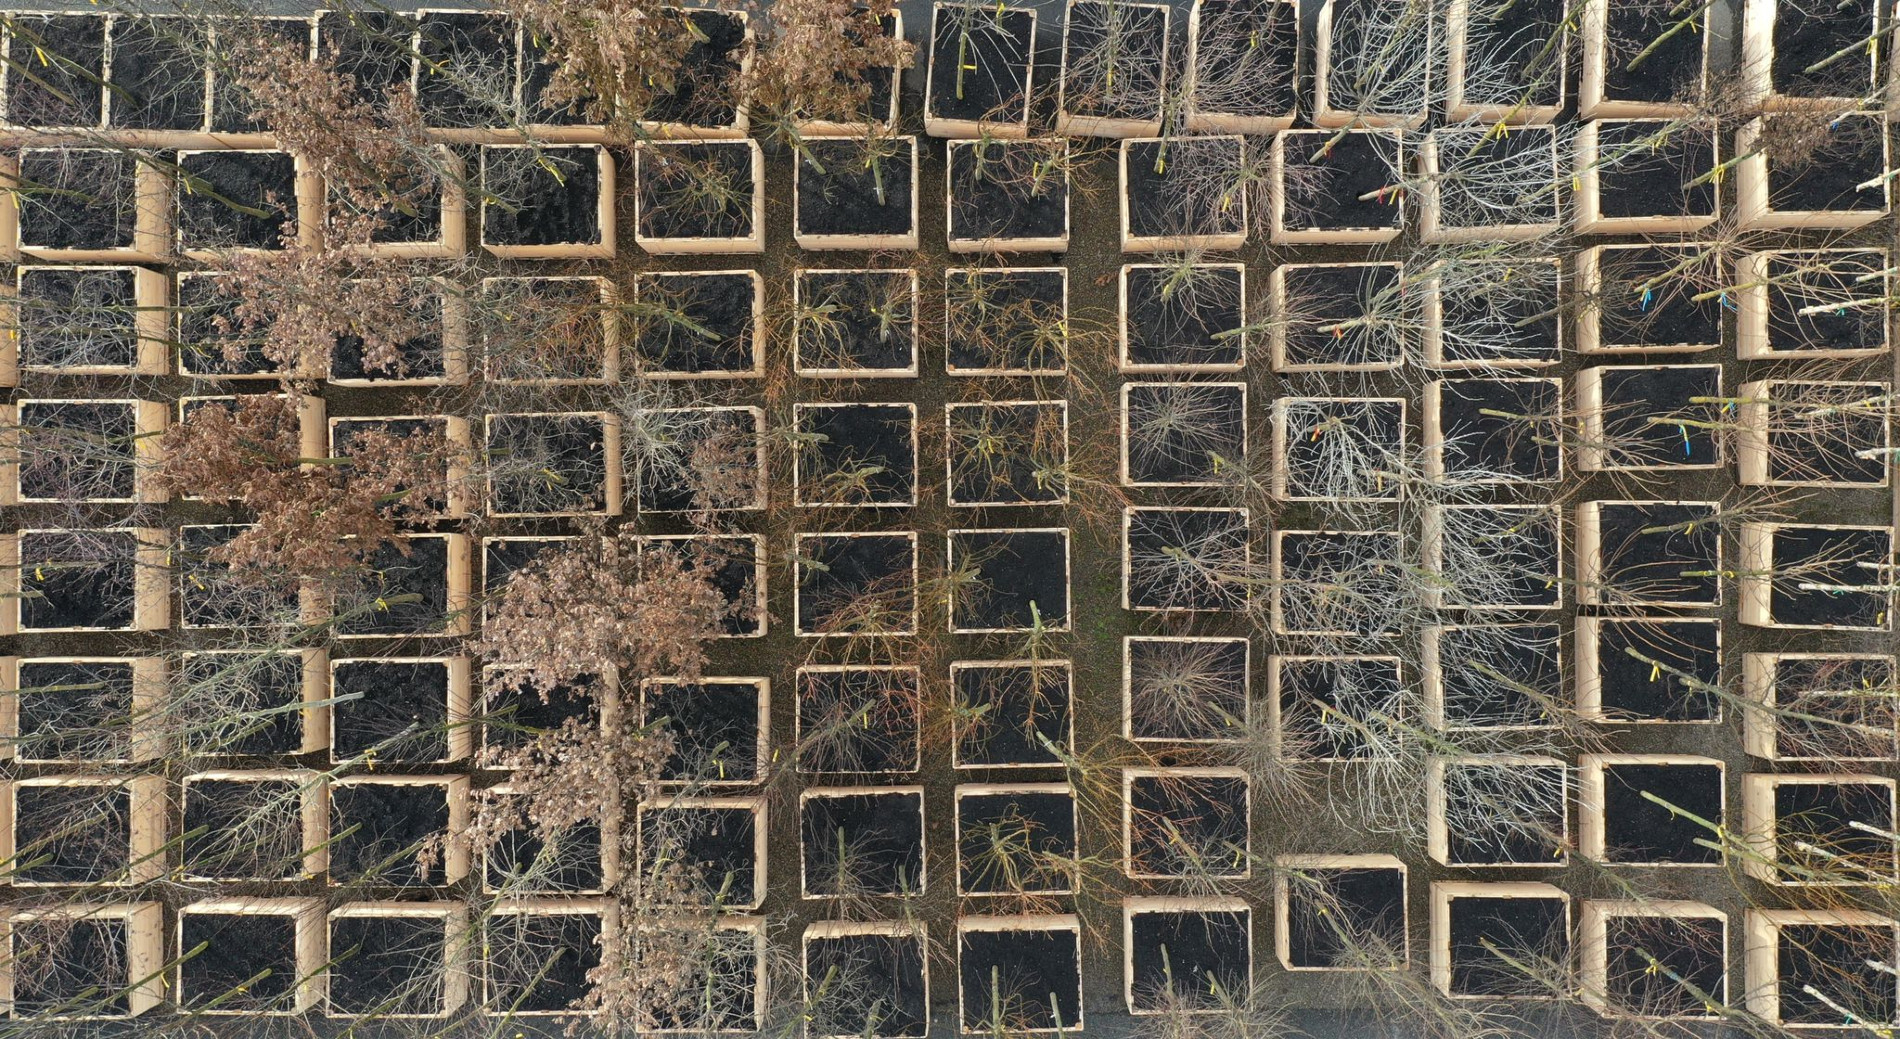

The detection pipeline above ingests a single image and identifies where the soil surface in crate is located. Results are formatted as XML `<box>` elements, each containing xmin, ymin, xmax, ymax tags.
<box><xmin>947</xmin><ymin>268</ymin><xmax>1066</xmax><ymax>373</ymax></box>
<box><xmin>1600</xmin><ymin>762</ymin><xmax>1723</xmax><ymax>863</ymax></box>
<box><xmin>1596</xmin><ymin>248</ymin><xmax>1723</xmax><ymax>348</ymax></box>
<box><xmin>489</xmin><ymin>413</ymin><xmax>610</xmax><ymax>514</ymax></box>
<box><xmin>17</xmin><ymin>267</ymin><xmax>141</xmax><ymax>369</ymax></box>
<box><xmin>318</xmin><ymin>11</ymin><xmax>416</xmax><ymax>105</ymax></box>
<box><xmin>1594</xmin><ymin>502</ymin><xmax>1720</xmax><ymax>605</ymax></box>
<box><xmin>799</xmin><ymin>534</ymin><xmax>914</xmax><ymax>634</ymax></box>
<box><xmin>1124</xmin><ymin>138</ymin><xmax>1246</xmax><ymax>240</ymax></box>
<box><xmin>801</xmin><ymin>790</ymin><xmax>924</xmax><ymax>896</ymax></box>
<box><xmin>332</xmin><ymin>659</ymin><xmax>452</xmax><ymax>763</ymax></box>
<box><xmin>346</xmin><ymin>176</ymin><xmax>445</xmax><ymax>246</ymax></box>
<box><xmin>806</xmin><ymin>931</ymin><xmax>928</xmax><ymax>1037</ymax></box>
<box><xmin>1774</xmin><ymin>781</ymin><xmax>1894</xmax><ymax>879</ymax></box>
<box><xmin>1777</xmin><ymin>923</ymin><xmax>1898</xmax><ymax>1025</ymax></box>
<box><xmin>1124</xmin><ymin>265</ymin><xmax>1245</xmax><ymax>368</ymax></box>
<box><xmin>646</xmin><ymin>9</ymin><xmax>747</xmax><ymax>127</ymax></box>
<box><xmin>1441</xmin><ymin>762</ymin><xmax>1566</xmax><ymax>865</ymax></box>
<box><xmin>954</xmin><ymin>662</ymin><xmax>1071</xmax><ymax>766</ymax></box>
<box><xmin>176</xmin><ymin>275</ymin><xmax>282</xmax><ymax>377</ymax></box>
<box><xmin>798</xmin><ymin>271</ymin><xmax>915</xmax><ymax>372</ymax></box>
<box><xmin>957</xmin><ymin>788</ymin><xmax>1075</xmax><ymax>893</ymax></box>
<box><xmin>1125</xmin><ymin>383</ymin><xmax>1245</xmax><ymax>485</ymax></box>
<box><xmin>928</xmin><ymin>6</ymin><xmax>1034</xmax><ymax>124</ymax></box>
<box><xmin>649</xmin><ymin>535</ymin><xmax>762</xmax><ymax>636</ymax></box>
<box><xmin>1466</xmin><ymin>0</ymin><xmax>1565</xmax><ymax>105</ymax></box>
<box><xmin>1280</xmin><ymin>399</ymin><xmax>1404</xmax><ymax>500</ymax></box>
<box><xmin>647</xmin><ymin>679</ymin><xmax>763</xmax><ymax>783</ymax></box>
<box><xmin>417</xmin><ymin>11</ymin><xmax>517</xmax><ymax>127</ymax></box>
<box><xmin>209</xmin><ymin>17</ymin><xmax>309</xmax><ymax>133</ymax></box>
<box><xmin>487</xmin><ymin>817</ymin><xmax>605</xmax><ymax>892</ymax></box>
<box><xmin>16</xmin><ymin>659</ymin><xmax>135</xmax><ymax>761</ymax></box>
<box><xmin>1279</xmin><ymin>265</ymin><xmax>1402</xmax><ymax>368</ymax></box>
<box><xmin>1127</xmin><ymin>638</ymin><xmax>1247</xmax><ymax>741</ymax></box>
<box><xmin>1594</xmin><ymin>365</ymin><xmax>1721</xmax><ymax>466</ymax></box>
<box><xmin>18</xmin><ymin>150</ymin><xmax>137</xmax><ymax>250</ymax></box>
<box><xmin>488</xmin><ymin>911</ymin><xmax>601</xmax><ymax>1012</ymax></box>
<box><xmin>1278</xmin><ymin>657</ymin><xmax>1400</xmax><ymax>760</ymax></box>
<box><xmin>948</xmin><ymin>142</ymin><xmax>1068</xmax><ymax>243</ymax></box>
<box><xmin>798</xmin><ymin>668</ymin><xmax>920</xmax><ymax>774</ymax></box>
<box><xmin>178</xmin><ymin>151</ymin><xmax>297</xmax><ymax>250</ymax></box>
<box><xmin>1063</xmin><ymin>0</ymin><xmax>1168</xmax><ymax>119</ymax></box>
<box><xmin>633</xmin><ymin>271</ymin><xmax>757</xmax><ymax>375</ymax></box>
<box><xmin>949</xmin><ymin>402</ymin><xmax>1066</xmax><ymax>505</ymax></box>
<box><xmin>637</xmin><ymin>142</ymin><xmax>756</xmax><ymax>243</ymax></box>
<box><xmin>1437</xmin><ymin>264</ymin><xmax>1560</xmax><ymax>365</ymax></box>
<box><xmin>180</xmin><ymin>911</ymin><xmax>299</xmax><ymax>1011</ymax></box>
<box><xmin>1769</xmin><ymin>526</ymin><xmax>1893</xmax><ymax>627</ymax></box>
<box><xmin>486</xmin><ymin>146</ymin><xmax>603</xmax><ymax>246</ymax></box>
<box><xmin>19</xmin><ymin>531</ymin><xmax>138</xmax><ymax>630</ymax></box>
<box><xmin>4</xmin><ymin>14</ymin><xmax>105</xmax><ymax>127</ymax></box>
<box><xmin>14</xmin><ymin>782</ymin><xmax>129</xmax><ymax>884</ymax></box>
<box><xmin>642</xmin><ymin>927</ymin><xmax>760</xmax><ymax>1030</ymax></box>
<box><xmin>183</xmin><ymin>777</ymin><xmax>306</xmax><ymax>879</ymax></box>
<box><xmin>329</xmin><ymin>782</ymin><xmax>452</xmax><ymax>886</ymax></box>
<box><xmin>1434</xmin><ymin>624</ymin><xmax>1563</xmax><ymax>729</ymax></box>
<box><xmin>952</xmin><ymin>529</ymin><xmax>1068</xmax><ymax>630</ymax></box>
<box><xmin>1767</xmin><ymin>118</ymin><xmax>1886</xmax><ymax>213</ymax></box>
<box><xmin>639</xmin><ymin>408</ymin><xmax>763</xmax><ymax>512</ymax></box>
<box><xmin>1128</xmin><ymin>773</ymin><xmax>1248</xmax><ymax>877</ymax></box>
<box><xmin>1603</xmin><ymin>914</ymin><xmax>1725</xmax><ymax>1016</ymax></box>
<box><xmin>1434</xmin><ymin>379</ymin><xmax>1562</xmax><ymax>482</ymax></box>
<box><xmin>1595</xmin><ymin>124</ymin><xmax>1717</xmax><ymax>219</ymax></box>
<box><xmin>1278</xmin><ymin>531</ymin><xmax>1403</xmax><ymax>635</ymax></box>
<box><xmin>1767</xmin><ymin>384</ymin><xmax>1889</xmax><ymax>484</ymax></box>
<box><xmin>1438</xmin><ymin>507</ymin><xmax>1560</xmax><ymax>609</ymax></box>
<box><xmin>335</xmin><ymin>536</ymin><xmax>455</xmax><ymax>637</ymax></box>
<box><xmin>178</xmin><ymin>652</ymin><xmax>309</xmax><ymax>755</ymax></box>
<box><xmin>1284</xmin><ymin>866</ymin><xmax>1406</xmax><ymax>968</ymax></box>
<box><xmin>1772</xmin><ymin>0</ymin><xmax>1877</xmax><ymax>97</ymax></box>
<box><xmin>1127</xmin><ymin>907</ymin><xmax>1250</xmax><ymax>1010</ymax></box>
<box><xmin>1434</xmin><ymin>128</ymin><xmax>1559</xmax><ymax>228</ymax></box>
<box><xmin>798</xmin><ymin>404</ymin><xmax>916</xmax><ymax>506</ymax></box>
<box><xmin>329</xmin><ymin>913</ymin><xmax>447</xmax><ymax>1017</ymax></box>
<box><xmin>1192</xmin><ymin>0</ymin><xmax>1297</xmax><ymax>117</ymax></box>
<box><xmin>798</xmin><ymin>139</ymin><xmax>915</xmax><ymax>238</ymax></box>
<box><xmin>332</xmin><ymin>315</ymin><xmax>448</xmax><ymax>382</ymax></box>
<box><xmin>642</xmin><ymin>804</ymin><xmax>759</xmax><ymax>904</ymax></box>
<box><xmin>1127</xmin><ymin>508</ymin><xmax>1249</xmax><ymax>611</ymax></box>
<box><xmin>958</xmin><ymin>927</ymin><xmax>1082</xmax><ymax>1030</ymax></box>
<box><xmin>11</xmin><ymin>917</ymin><xmax>127</xmax><ymax>1016</ymax></box>
<box><xmin>1445</xmin><ymin>894</ymin><xmax>1567</xmax><ymax>996</ymax></box>
<box><xmin>1594</xmin><ymin>619</ymin><xmax>1721</xmax><ymax>721</ymax></box>
<box><xmin>1766</xmin><ymin>254</ymin><xmax>1887</xmax><ymax>354</ymax></box>
<box><xmin>1770</xmin><ymin>656</ymin><xmax>1898</xmax><ymax>759</ymax></box>
<box><xmin>1280</xmin><ymin>131</ymin><xmax>1403</xmax><ymax>232</ymax></box>
<box><xmin>1602</xmin><ymin>4</ymin><xmax>1703</xmax><ymax>103</ymax></box>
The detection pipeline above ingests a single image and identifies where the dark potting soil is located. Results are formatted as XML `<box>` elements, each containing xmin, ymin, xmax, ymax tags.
<box><xmin>798</xmin><ymin>533</ymin><xmax>915</xmax><ymax>635</ymax></box>
<box><xmin>488</xmin><ymin>412</ymin><xmax>611</xmax><ymax>515</ymax></box>
<box><xmin>328</xmin><ymin>913</ymin><xmax>447</xmax><ymax>1017</ymax></box>
<box><xmin>416</xmin><ymin>11</ymin><xmax>518</xmax><ymax>129</ymax></box>
<box><xmin>1771</xmin><ymin>0</ymin><xmax>1877</xmax><ymax>97</ymax></box>
<box><xmin>641</xmin><ymin>804</ymin><xmax>760</xmax><ymax>904</ymax></box>
<box><xmin>805</xmin><ymin>931</ymin><xmax>928</xmax><ymax>1038</ymax></box>
<box><xmin>928</xmin><ymin>5</ymin><xmax>1033</xmax><ymax>124</ymax></box>
<box><xmin>638</xmin><ymin>407</ymin><xmax>763</xmax><ymax>513</ymax></box>
<box><xmin>1278</xmin><ymin>531</ymin><xmax>1404</xmax><ymax>636</ymax></box>
<box><xmin>958</xmin><ymin>927</ymin><xmax>1082</xmax><ymax>1031</ymax></box>
<box><xmin>797</xmin><ymin>403</ymin><xmax>917</xmax><ymax>507</ymax></box>
<box><xmin>1593</xmin><ymin>364</ymin><xmax>1722</xmax><ymax>467</ymax></box>
<box><xmin>633</xmin><ymin>271</ymin><xmax>758</xmax><ymax>375</ymax></box>
<box><xmin>1593</xmin><ymin>501</ymin><xmax>1720</xmax><ymax>605</ymax></box>
<box><xmin>1437</xmin><ymin>262</ymin><xmax>1561</xmax><ymax>364</ymax></box>
<box><xmin>1280</xmin><ymin>264</ymin><xmax>1403</xmax><ymax>369</ymax></box>
<box><xmin>1434</xmin><ymin>378</ymin><xmax>1562</xmax><ymax>482</ymax></box>
<box><xmin>1603</xmin><ymin>2</ymin><xmax>1704</xmax><ymax>103</ymax></box>
<box><xmin>181</xmin><ymin>523</ymin><xmax>301</xmax><ymax>629</ymax></box>
<box><xmin>1281</xmin><ymin>398</ymin><xmax>1405</xmax><ymax>500</ymax></box>
<box><xmin>487</xmin><ymin>816</ymin><xmax>605</xmax><ymax>892</ymax></box>
<box><xmin>1438</xmin><ymin>506</ymin><xmax>1560</xmax><ymax>609</ymax></box>
<box><xmin>316</xmin><ymin>10</ymin><xmax>417</xmax><ymax>107</ymax></box>
<box><xmin>1127</xmin><ymin>772</ymin><xmax>1248</xmax><ymax>877</ymax></box>
<box><xmin>947</xmin><ymin>268</ymin><xmax>1066</xmax><ymax>373</ymax></box>
<box><xmin>18</xmin><ymin>266</ymin><xmax>140</xmax><ymax>369</ymax></box>
<box><xmin>481</xmin><ymin>275</ymin><xmax>611</xmax><ymax>381</ymax></box>
<box><xmin>482</xmin><ymin>538</ymin><xmax>564</xmax><ymax>598</ymax></box>
<box><xmin>485</xmin><ymin>146</ymin><xmax>603</xmax><ymax>246</ymax></box>
<box><xmin>331</xmin><ymin>297</ymin><xmax>447</xmax><ymax>381</ymax></box>
<box><xmin>1126</xmin><ymin>508</ymin><xmax>1249</xmax><ymax>612</ymax></box>
<box><xmin>1768</xmin><ymin>382</ymin><xmax>1889</xmax><ymax>484</ymax></box>
<box><xmin>1126</xmin><ymin>638</ymin><xmax>1245</xmax><ymax>741</ymax></box>
<box><xmin>1279</xmin><ymin>130</ymin><xmax>1404</xmax><ymax>233</ymax></box>
<box><xmin>948</xmin><ymin>140</ymin><xmax>1068</xmax><ymax>244</ymax></box>
<box><xmin>645</xmin><ymin>9</ymin><xmax>746</xmax><ymax>128</ymax></box>
<box><xmin>953</xmin><ymin>662</ymin><xmax>1071</xmax><ymax>766</ymax></box>
<box><xmin>1447</xmin><ymin>895</ymin><xmax>1567</xmax><ymax>996</ymax></box>
<box><xmin>1769</xmin><ymin>525</ymin><xmax>1893</xmax><ymax>627</ymax></box>
<box><xmin>208</xmin><ymin>16</ymin><xmax>311</xmax><ymax>133</ymax></box>
<box><xmin>519</xmin><ymin>31</ymin><xmax>593</xmax><ymax>126</ymax></box>
<box><xmin>18</xmin><ymin>399</ymin><xmax>137</xmax><ymax>501</ymax></box>
<box><xmin>13</xmin><ymin>782</ymin><xmax>129</xmax><ymax>885</ymax></box>
<box><xmin>1191</xmin><ymin>0</ymin><xmax>1297</xmax><ymax>117</ymax></box>
<box><xmin>105</xmin><ymin>16</ymin><xmax>207</xmax><ymax>131</ymax></box>
<box><xmin>329</xmin><ymin>781</ymin><xmax>452</xmax><ymax>886</ymax></box>
<box><xmin>1767</xmin><ymin>115</ymin><xmax>1886</xmax><ymax>213</ymax></box>
<box><xmin>18</xmin><ymin>149</ymin><xmax>137</xmax><ymax>251</ymax></box>
<box><xmin>1603</xmin><ymin>915</ymin><xmax>1725</xmax><ymax>1017</ymax></box>
<box><xmin>335</xmin><ymin>536</ymin><xmax>455</xmax><ymax>637</ymax></box>
<box><xmin>956</xmin><ymin>788</ymin><xmax>1075</xmax><ymax>894</ymax></box>
<box><xmin>10</xmin><ymin>917</ymin><xmax>128</xmax><ymax>1016</ymax></box>
<box><xmin>646</xmin><ymin>534</ymin><xmax>763</xmax><ymax>637</ymax></box>
<box><xmin>1284</xmin><ymin>866</ymin><xmax>1406</xmax><ymax>968</ymax></box>
<box><xmin>486</xmin><ymin>911</ymin><xmax>601</xmax><ymax>1013</ymax></box>
<box><xmin>640</xmin><ymin>927</ymin><xmax>760</xmax><ymax>1031</ymax></box>
<box><xmin>951</xmin><ymin>529</ymin><xmax>1070</xmax><ymax>630</ymax></box>
<box><xmin>1595</xmin><ymin>246</ymin><xmax>1723</xmax><ymax>348</ymax></box>
<box><xmin>1441</xmin><ymin>762</ymin><xmax>1566</xmax><ymax>865</ymax></box>
<box><xmin>3</xmin><ymin>14</ymin><xmax>105</xmax><ymax>127</ymax></box>
<box><xmin>798</xmin><ymin>270</ymin><xmax>915</xmax><ymax>373</ymax></box>
<box><xmin>646</xmin><ymin>679</ymin><xmax>762</xmax><ymax>783</ymax></box>
<box><xmin>331</xmin><ymin>659</ymin><xmax>452</xmax><ymax>764</ymax></box>
<box><xmin>1768</xmin><ymin>252</ymin><xmax>1888</xmax><ymax>354</ymax></box>
<box><xmin>484</xmin><ymin>673</ymin><xmax>598</xmax><ymax>758</ymax></box>
<box><xmin>1774</xmin><ymin>781</ymin><xmax>1895</xmax><ymax>880</ymax></box>
<box><xmin>182</xmin><ymin>776</ymin><xmax>304</xmax><ymax>879</ymax></box>
<box><xmin>1123</xmin><ymin>382</ymin><xmax>1246</xmax><ymax>485</ymax></box>
<box><xmin>1277</xmin><ymin>656</ymin><xmax>1401</xmax><ymax>760</ymax></box>
<box><xmin>1600</xmin><ymin>762</ymin><xmax>1722</xmax><ymax>864</ymax></box>
<box><xmin>801</xmin><ymin>789</ymin><xmax>924</xmax><ymax>896</ymax></box>
<box><xmin>179</xmin><ymin>911</ymin><xmax>299</xmax><ymax>1012</ymax></box>
<box><xmin>1594</xmin><ymin>121</ymin><xmax>1718</xmax><ymax>219</ymax></box>
<box><xmin>177</xmin><ymin>651</ymin><xmax>308</xmax><ymax>755</ymax></box>
<box><xmin>176</xmin><ymin>274</ymin><xmax>281</xmax><ymax>377</ymax></box>
<box><xmin>16</xmin><ymin>659</ymin><xmax>136</xmax><ymax>762</ymax></box>
<box><xmin>1772</xmin><ymin>655</ymin><xmax>1899</xmax><ymax>759</ymax></box>
<box><xmin>1466</xmin><ymin>0</ymin><xmax>1565</xmax><ymax>106</ymax></box>
<box><xmin>947</xmin><ymin>401</ymin><xmax>1066</xmax><ymax>505</ymax></box>
<box><xmin>1062</xmin><ymin>0</ymin><xmax>1168</xmax><ymax>120</ymax></box>
<box><xmin>1124</xmin><ymin>265</ymin><xmax>1245</xmax><ymax>368</ymax></box>
<box><xmin>1435</xmin><ymin>623</ymin><xmax>1563</xmax><ymax>728</ymax></box>
<box><xmin>177</xmin><ymin>150</ymin><xmax>297</xmax><ymax>250</ymax></box>
<box><xmin>1124</xmin><ymin>137</ymin><xmax>1247</xmax><ymax>240</ymax></box>
<box><xmin>797</xmin><ymin>668</ymin><xmax>920</xmax><ymax>775</ymax></box>
<box><xmin>797</xmin><ymin>138</ymin><xmax>915</xmax><ymax>238</ymax></box>
<box><xmin>1127</xmin><ymin>907</ymin><xmax>1250</xmax><ymax>1011</ymax></box>
<box><xmin>1777</xmin><ymin>923</ymin><xmax>1898</xmax><ymax>1025</ymax></box>
<box><xmin>1433</xmin><ymin>127</ymin><xmax>1560</xmax><ymax>230</ymax></box>
<box><xmin>19</xmin><ymin>529</ymin><xmax>138</xmax><ymax>630</ymax></box>
<box><xmin>1594</xmin><ymin>618</ymin><xmax>1721</xmax><ymax>721</ymax></box>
